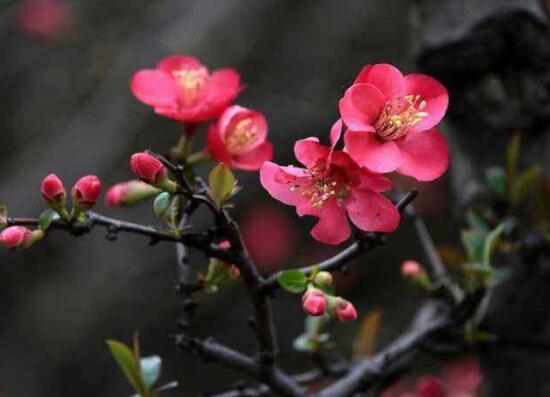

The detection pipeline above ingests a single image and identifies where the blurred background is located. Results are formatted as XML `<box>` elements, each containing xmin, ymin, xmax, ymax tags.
<box><xmin>0</xmin><ymin>0</ymin><xmax>548</xmax><ymax>396</ymax></box>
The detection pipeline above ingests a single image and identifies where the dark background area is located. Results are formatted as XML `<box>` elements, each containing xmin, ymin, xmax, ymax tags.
<box><xmin>0</xmin><ymin>1</ymin><xmax>548</xmax><ymax>396</ymax></box>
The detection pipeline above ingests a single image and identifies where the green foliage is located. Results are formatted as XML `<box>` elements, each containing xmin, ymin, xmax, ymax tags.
<box><xmin>38</xmin><ymin>209</ymin><xmax>60</xmax><ymax>231</ymax></box>
<box><xmin>461</xmin><ymin>230</ymin><xmax>486</xmax><ymax>264</ymax></box>
<box><xmin>511</xmin><ymin>165</ymin><xmax>542</xmax><ymax>207</ymax></box>
<box><xmin>293</xmin><ymin>315</ymin><xmax>331</xmax><ymax>353</ymax></box>
<box><xmin>203</xmin><ymin>258</ymin><xmax>239</xmax><ymax>293</ymax></box>
<box><xmin>209</xmin><ymin>163</ymin><xmax>236</xmax><ymax>209</ymax></box>
<box><xmin>276</xmin><ymin>270</ymin><xmax>308</xmax><ymax>293</ymax></box>
<box><xmin>153</xmin><ymin>192</ymin><xmax>172</xmax><ymax>217</ymax></box>
<box><xmin>485</xmin><ymin>167</ymin><xmax>508</xmax><ymax>200</ymax></box>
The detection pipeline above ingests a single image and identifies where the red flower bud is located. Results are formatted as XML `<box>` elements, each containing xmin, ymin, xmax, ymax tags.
<box><xmin>71</xmin><ymin>175</ymin><xmax>101</xmax><ymax>210</ymax></box>
<box><xmin>302</xmin><ymin>289</ymin><xmax>327</xmax><ymax>316</ymax></box>
<box><xmin>41</xmin><ymin>173</ymin><xmax>66</xmax><ymax>204</ymax></box>
<box><xmin>0</xmin><ymin>226</ymin><xmax>40</xmax><ymax>249</ymax></box>
<box><xmin>334</xmin><ymin>298</ymin><xmax>357</xmax><ymax>323</ymax></box>
<box><xmin>130</xmin><ymin>152</ymin><xmax>167</xmax><ymax>184</ymax></box>
<box><xmin>416</xmin><ymin>376</ymin><xmax>446</xmax><ymax>397</ymax></box>
<box><xmin>105</xmin><ymin>180</ymin><xmax>160</xmax><ymax>207</ymax></box>
<box><xmin>401</xmin><ymin>260</ymin><xmax>425</xmax><ymax>279</ymax></box>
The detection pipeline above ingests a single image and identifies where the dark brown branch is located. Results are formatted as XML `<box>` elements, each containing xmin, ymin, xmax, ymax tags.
<box><xmin>261</xmin><ymin>190</ymin><xmax>418</xmax><ymax>293</ymax></box>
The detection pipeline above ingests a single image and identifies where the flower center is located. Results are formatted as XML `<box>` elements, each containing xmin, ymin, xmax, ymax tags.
<box><xmin>289</xmin><ymin>169</ymin><xmax>350</xmax><ymax>210</ymax></box>
<box><xmin>374</xmin><ymin>95</ymin><xmax>428</xmax><ymax>141</ymax></box>
<box><xmin>225</xmin><ymin>119</ymin><xmax>260</xmax><ymax>155</ymax></box>
<box><xmin>172</xmin><ymin>68</ymin><xmax>210</xmax><ymax>108</ymax></box>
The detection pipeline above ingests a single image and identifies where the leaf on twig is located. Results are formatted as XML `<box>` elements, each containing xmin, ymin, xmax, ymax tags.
<box><xmin>277</xmin><ymin>270</ymin><xmax>308</xmax><ymax>293</ymax></box>
<box><xmin>140</xmin><ymin>355</ymin><xmax>162</xmax><ymax>389</ymax></box>
<box><xmin>486</xmin><ymin>167</ymin><xmax>508</xmax><ymax>200</ymax></box>
<box><xmin>461</xmin><ymin>230</ymin><xmax>486</xmax><ymax>263</ymax></box>
<box><xmin>106</xmin><ymin>340</ymin><xmax>146</xmax><ymax>396</ymax></box>
<box><xmin>153</xmin><ymin>192</ymin><xmax>172</xmax><ymax>217</ymax></box>
<box><xmin>511</xmin><ymin>165</ymin><xmax>542</xmax><ymax>207</ymax></box>
<box><xmin>209</xmin><ymin>163</ymin><xmax>236</xmax><ymax>209</ymax></box>
<box><xmin>38</xmin><ymin>209</ymin><xmax>60</xmax><ymax>231</ymax></box>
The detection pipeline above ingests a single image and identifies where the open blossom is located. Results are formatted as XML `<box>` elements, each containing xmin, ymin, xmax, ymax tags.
<box><xmin>41</xmin><ymin>173</ymin><xmax>66</xmax><ymax>204</ymax></box>
<box><xmin>131</xmin><ymin>55</ymin><xmax>240</xmax><ymax>123</ymax></box>
<box><xmin>339</xmin><ymin>63</ymin><xmax>449</xmax><ymax>181</ymax></box>
<box><xmin>260</xmin><ymin>121</ymin><xmax>400</xmax><ymax>245</ymax></box>
<box><xmin>207</xmin><ymin>105</ymin><xmax>273</xmax><ymax>170</ymax></box>
<box><xmin>71</xmin><ymin>175</ymin><xmax>101</xmax><ymax>210</ymax></box>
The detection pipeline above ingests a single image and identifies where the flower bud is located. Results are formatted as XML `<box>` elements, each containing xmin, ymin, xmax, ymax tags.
<box><xmin>41</xmin><ymin>173</ymin><xmax>66</xmax><ymax>204</ymax></box>
<box><xmin>105</xmin><ymin>180</ymin><xmax>160</xmax><ymax>207</ymax></box>
<box><xmin>302</xmin><ymin>289</ymin><xmax>327</xmax><ymax>316</ymax></box>
<box><xmin>401</xmin><ymin>260</ymin><xmax>425</xmax><ymax>278</ymax></box>
<box><xmin>416</xmin><ymin>376</ymin><xmax>446</xmax><ymax>397</ymax></box>
<box><xmin>334</xmin><ymin>298</ymin><xmax>357</xmax><ymax>323</ymax></box>
<box><xmin>0</xmin><ymin>226</ymin><xmax>43</xmax><ymax>250</ymax></box>
<box><xmin>130</xmin><ymin>152</ymin><xmax>177</xmax><ymax>192</ymax></box>
<box><xmin>71</xmin><ymin>175</ymin><xmax>101</xmax><ymax>210</ymax></box>
<box><xmin>314</xmin><ymin>271</ymin><xmax>333</xmax><ymax>289</ymax></box>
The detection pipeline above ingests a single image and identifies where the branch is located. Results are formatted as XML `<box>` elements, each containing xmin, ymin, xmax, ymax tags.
<box><xmin>261</xmin><ymin>190</ymin><xmax>418</xmax><ymax>292</ymax></box>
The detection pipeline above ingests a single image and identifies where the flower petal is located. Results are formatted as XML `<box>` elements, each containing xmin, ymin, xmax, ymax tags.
<box><xmin>353</xmin><ymin>63</ymin><xmax>405</xmax><ymax>99</ymax></box>
<box><xmin>260</xmin><ymin>162</ymin><xmax>309</xmax><ymax>207</ymax></box>
<box><xmin>345</xmin><ymin>190</ymin><xmax>400</xmax><ymax>233</ymax></box>
<box><xmin>206</xmin><ymin>68</ymin><xmax>241</xmax><ymax>107</ymax></box>
<box><xmin>206</xmin><ymin>124</ymin><xmax>233</xmax><ymax>165</ymax></box>
<box><xmin>294</xmin><ymin>138</ymin><xmax>330</xmax><ymax>169</ymax></box>
<box><xmin>396</xmin><ymin>128</ymin><xmax>449</xmax><ymax>181</ymax></box>
<box><xmin>339</xmin><ymin>83</ymin><xmax>385</xmax><ymax>131</ymax></box>
<box><xmin>232</xmin><ymin>141</ymin><xmax>273</xmax><ymax>171</ymax></box>
<box><xmin>356</xmin><ymin>169</ymin><xmax>392</xmax><ymax>192</ymax></box>
<box><xmin>131</xmin><ymin>70</ymin><xmax>179</xmax><ymax>108</ymax></box>
<box><xmin>310</xmin><ymin>200</ymin><xmax>351</xmax><ymax>245</ymax></box>
<box><xmin>329</xmin><ymin>119</ymin><xmax>344</xmax><ymax>150</ymax></box>
<box><xmin>404</xmin><ymin>74</ymin><xmax>448</xmax><ymax>132</ymax></box>
<box><xmin>344</xmin><ymin>130</ymin><xmax>403</xmax><ymax>173</ymax></box>
<box><xmin>156</xmin><ymin>55</ymin><xmax>203</xmax><ymax>74</ymax></box>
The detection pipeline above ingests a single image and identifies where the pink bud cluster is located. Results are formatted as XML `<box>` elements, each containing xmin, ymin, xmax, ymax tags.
<box><xmin>0</xmin><ymin>226</ymin><xmax>43</xmax><ymax>250</ymax></box>
<box><xmin>41</xmin><ymin>174</ymin><xmax>101</xmax><ymax>211</ymax></box>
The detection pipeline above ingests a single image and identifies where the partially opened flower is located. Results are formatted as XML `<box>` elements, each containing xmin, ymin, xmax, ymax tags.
<box><xmin>131</xmin><ymin>55</ymin><xmax>241</xmax><ymax>123</ymax></box>
<box><xmin>339</xmin><ymin>63</ymin><xmax>449</xmax><ymax>181</ymax></box>
<box><xmin>207</xmin><ymin>105</ymin><xmax>273</xmax><ymax>170</ymax></box>
<box><xmin>260</xmin><ymin>123</ymin><xmax>400</xmax><ymax>245</ymax></box>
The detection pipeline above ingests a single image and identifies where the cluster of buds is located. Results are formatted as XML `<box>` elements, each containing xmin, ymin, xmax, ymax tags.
<box><xmin>301</xmin><ymin>271</ymin><xmax>357</xmax><ymax>323</ymax></box>
<box><xmin>41</xmin><ymin>173</ymin><xmax>101</xmax><ymax>219</ymax></box>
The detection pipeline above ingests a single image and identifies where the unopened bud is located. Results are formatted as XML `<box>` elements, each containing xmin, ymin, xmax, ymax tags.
<box><xmin>401</xmin><ymin>260</ymin><xmax>425</xmax><ymax>279</ymax></box>
<box><xmin>130</xmin><ymin>152</ymin><xmax>177</xmax><ymax>193</ymax></box>
<box><xmin>105</xmin><ymin>180</ymin><xmax>160</xmax><ymax>207</ymax></box>
<box><xmin>314</xmin><ymin>271</ymin><xmax>333</xmax><ymax>289</ymax></box>
<box><xmin>301</xmin><ymin>289</ymin><xmax>327</xmax><ymax>316</ymax></box>
<box><xmin>334</xmin><ymin>297</ymin><xmax>357</xmax><ymax>323</ymax></box>
<box><xmin>0</xmin><ymin>226</ymin><xmax>44</xmax><ymax>250</ymax></box>
<box><xmin>41</xmin><ymin>173</ymin><xmax>66</xmax><ymax>205</ymax></box>
<box><xmin>71</xmin><ymin>175</ymin><xmax>101</xmax><ymax>211</ymax></box>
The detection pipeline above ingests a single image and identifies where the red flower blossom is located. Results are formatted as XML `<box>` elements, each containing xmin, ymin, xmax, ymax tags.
<box><xmin>207</xmin><ymin>105</ymin><xmax>273</xmax><ymax>170</ymax></box>
<box><xmin>41</xmin><ymin>173</ymin><xmax>66</xmax><ymax>204</ymax></box>
<box><xmin>14</xmin><ymin>0</ymin><xmax>71</xmax><ymax>41</ymax></box>
<box><xmin>260</xmin><ymin>121</ymin><xmax>400</xmax><ymax>245</ymax></box>
<box><xmin>339</xmin><ymin>63</ymin><xmax>449</xmax><ymax>181</ymax></box>
<box><xmin>71</xmin><ymin>175</ymin><xmax>101</xmax><ymax>210</ymax></box>
<box><xmin>131</xmin><ymin>55</ymin><xmax>240</xmax><ymax>123</ymax></box>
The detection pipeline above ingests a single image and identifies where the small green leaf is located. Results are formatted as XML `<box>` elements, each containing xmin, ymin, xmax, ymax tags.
<box><xmin>483</xmin><ymin>221</ymin><xmax>510</xmax><ymax>267</ymax></box>
<box><xmin>467</xmin><ymin>209</ymin><xmax>490</xmax><ymax>233</ymax></box>
<box><xmin>209</xmin><ymin>163</ymin><xmax>236</xmax><ymax>209</ymax></box>
<box><xmin>106</xmin><ymin>340</ymin><xmax>145</xmax><ymax>395</ymax></box>
<box><xmin>353</xmin><ymin>312</ymin><xmax>381</xmax><ymax>358</ymax></box>
<box><xmin>203</xmin><ymin>258</ymin><xmax>235</xmax><ymax>293</ymax></box>
<box><xmin>38</xmin><ymin>209</ymin><xmax>60</xmax><ymax>231</ymax></box>
<box><xmin>293</xmin><ymin>334</ymin><xmax>316</xmax><ymax>353</ymax></box>
<box><xmin>486</xmin><ymin>167</ymin><xmax>508</xmax><ymax>199</ymax></box>
<box><xmin>506</xmin><ymin>132</ymin><xmax>521</xmax><ymax>188</ymax></box>
<box><xmin>153</xmin><ymin>192</ymin><xmax>172</xmax><ymax>217</ymax></box>
<box><xmin>276</xmin><ymin>270</ymin><xmax>308</xmax><ymax>293</ymax></box>
<box><xmin>511</xmin><ymin>165</ymin><xmax>542</xmax><ymax>206</ymax></box>
<box><xmin>461</xmin><ymin>230</ymin><xmax>486</xmax><ymax>263</ymax></box>
<box><xmin>140</xmin><ymin>355</ymin><xmax>162</xmax><ymax>389</ymax></box>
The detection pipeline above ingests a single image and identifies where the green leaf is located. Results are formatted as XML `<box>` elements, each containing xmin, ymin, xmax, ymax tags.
<box><xmin>106</xmin><ymin>340</ymin><xmax>146</xmax><ymax>395</ymax></box>
<box><xmin>38</xmin><ymin>209</ymin><xmax>60</xmax><ymax>231</ymax></box>
<box><xmin>203</xmin><ymin>258</ymin><xmax>234</xmax><ymax>293</ymax></box>
<box><xmin>466</xmin><ymin>209</ymin><xmax>490</xmax><ymax>233</ymax></box>
<box><xmin>293</xmin><ymin>334</ymin><xmax>316</xmax><ymax>353</ymax></box>
<box><xmin>461</xmin><ymin>230</ymin><xmax>486</xmax><ymax>263</ymax></box>
<box><xmin>140</xmin><ymin>355</ymin><xmax>162</xmax><ymax>389</ymax></box>
<box><xmin>511</xmin><ymin>165</ymin><xmax>542</xmax><ymax>206</ymax></box>
<box><xmin>486</xmin><ymin>167</ymin><xmax>508</xmax><ymax>199</ymax></box>
<box><xmin>153</xmin><ymin>192</ymin><xmax>172</xmax><ymax>217</ymax></box>
<box><xmin>506</xmin><ymin>132</ymin><xmax>521</xmax><ymax>188</ymax></box>
<box><xmin>209</xmin><ymin>163</ymin><xmax>236</xmax><ymax>209</ymax></box>
<box><xmin>483</xmin><ymin>221</ymin><xmax>510</xmax><ymax>267</ymax></box>
<box><xmin>353</xmin><ymin>312</ymin><xmax>381</xmax><ymax>358</ymax></box>
<box><xmin>276</xmin><ymin>270</ymin><xmax>308</xmax><ymax>293</ymax></box>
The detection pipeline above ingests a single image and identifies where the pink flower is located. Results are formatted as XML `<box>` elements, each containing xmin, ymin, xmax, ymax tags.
<box><xmin>130</xmin><ymin>153</ymin><xmax>166</xmax><ymax>184</ymax></box>
<box><xmin>14</xmin><ymin>0</ymin><xmax>71</xmax><ymax>41</ymax></box>
<box><xmin>105</xmin><ymin>180</ymin><xmax>160</xmax><ymax>207</ymax></box>
<box><xmin>71</xmin><ymin>175</ymin><xmax>101</xmax><ymax>210</ymax></box>
<box><xmin>401</xmin><ymin>260</ymin><xmax>425</xmax><ymax>278</ymax></box>
<box><xmin>260</xmin><ymin>121</ymin><xmax>400</xmax><ymax>245</ymax></box>
<box><xmin>131</xmin><ymin>55</ymin><xmax>241</xmax><ymax>123</ymax></box>
<box><xmin>41</xmin><ymin>173</ymin><xmax>66</xmax><ymax>204</ymax></box>
<box><xmin>334</xmin><ymin>298</ymin><xmax>357</xmax><ymax>323</ymax></box>
<box><xmin>0</xmin><ymin>226</ymin><xmax>33</xmax><ymax>249</ymax></box>
<box><xmin>207</xmin><ymin>105</ymin><xmax>273</xmax><ymax>170</ymax></box>
<box><xmin>302</xmin><ymin>289</ymin><xmax>327</xmax><ymax>316</ymax></box>
<box><xmin>339</xmin><ymin>63</ymin><xmax>449</xmax><ymax>181</ymax></box>
<box><xmin>416</xmin><ymin>376</ymin><xmax>446</xmax><ymax>397</ymax></box>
